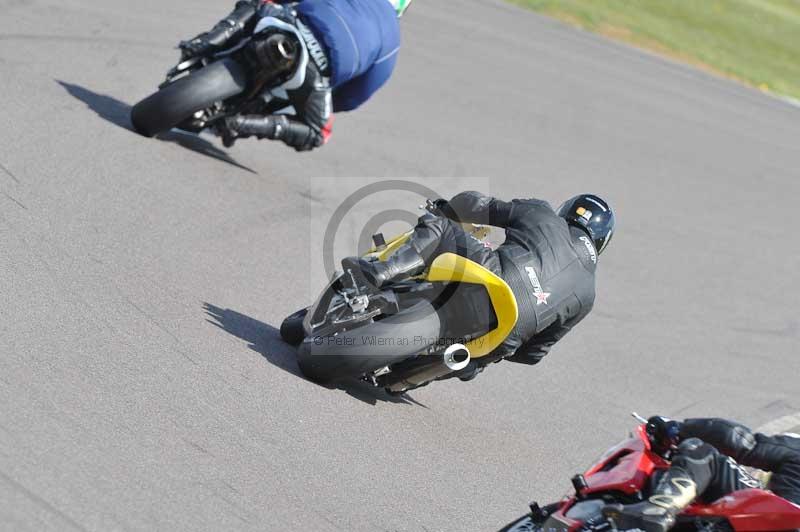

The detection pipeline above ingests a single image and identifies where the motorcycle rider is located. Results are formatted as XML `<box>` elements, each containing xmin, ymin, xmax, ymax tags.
<box><xmin>348</xmin><ymin>191</ymin><xmax>615</xmax><ymax>380</ymax></box>
<box><xmin>604</xmin><ymin>416</ymin><xmax>800</xmax><ymax>532</ymax></box>
<box><xmin>179</xmin><ymin>0</ymin><xmax>409</xmax><ymax>151</ymax></box>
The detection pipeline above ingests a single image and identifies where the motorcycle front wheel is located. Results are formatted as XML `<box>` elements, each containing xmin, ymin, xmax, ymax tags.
<box><xmin>280</xmin><ymin>308</ymin><xmax>308</xmax><ymax>346</ymax></box>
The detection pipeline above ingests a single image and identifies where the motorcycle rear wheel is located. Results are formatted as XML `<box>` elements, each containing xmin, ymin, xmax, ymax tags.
<box><xmin>131</xmin><ymin>58</ymin><xmax>247</xmax><ymax>137</ymax></box>
<box><xmin>297</xmin><ymin>301</ymin><xmax>441</xmax><ymax>384</ymax></box>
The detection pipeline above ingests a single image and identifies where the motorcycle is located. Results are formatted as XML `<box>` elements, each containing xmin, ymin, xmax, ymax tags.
<box><xmin>499</xmin><ymin>413</ymin><xmax>800</xmax><ymax>532</ymax></box>
<box><xmin>280</xmin><ymin>201</ymin><xmax>520</xmax><ymax>394</ymax></box>
<box><xmin>130</xmin><ymin>15</ymin><xmax>303</xmax><ymax>143</ymax></box>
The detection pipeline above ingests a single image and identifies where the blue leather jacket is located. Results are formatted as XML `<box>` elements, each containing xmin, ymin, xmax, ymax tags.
<box><xmin>294</xmin><ymin>0</ymin><xmax>401</xmax><ymax>111</ymax></box>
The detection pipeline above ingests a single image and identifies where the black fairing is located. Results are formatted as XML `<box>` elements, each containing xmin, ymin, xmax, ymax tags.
<box><xmin>297</xmin><ymin>257</ymin><xmax>502</xmax><ymax>382</ymax></box>
<box><xmin>433</xmin><ymin>282</ymin><xmax>497</xmax><ymax>343</ymax></box>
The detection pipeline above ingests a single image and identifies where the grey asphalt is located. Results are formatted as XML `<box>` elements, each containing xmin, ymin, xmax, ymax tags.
<box><xmin>1</xmin><ymin>0</ymin><xmax>800</xmax><ymax>530</ymax></box>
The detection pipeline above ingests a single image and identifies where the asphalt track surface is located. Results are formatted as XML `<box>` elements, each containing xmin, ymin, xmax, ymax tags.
<box><xmin>2</xmin><ymin>1</ymin><xmax>800</xmax><ymax>530</ymax></box>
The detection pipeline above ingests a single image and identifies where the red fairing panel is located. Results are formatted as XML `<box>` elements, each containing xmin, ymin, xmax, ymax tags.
<box><xmin>583</xmin><ymin>426</ymin><xmax>668</xmax><ymax>496</ymax></box>
<box><xmin>685</xmin><ymin>488</ymin><xmax>800</xmax><ymax>531</ymax></box>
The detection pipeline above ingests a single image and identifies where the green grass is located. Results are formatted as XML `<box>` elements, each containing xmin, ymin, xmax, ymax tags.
<box><xmin>512</xmin><ymin>0</ymin><xmax>800</xmax><ymax>100</ymax></box>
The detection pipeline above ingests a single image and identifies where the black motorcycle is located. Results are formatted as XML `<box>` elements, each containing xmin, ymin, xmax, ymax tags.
<box><xmin>280</xmin><ymin>202</ymin><xmax>520</xmax><ymax>394</ymax></box>
<box><xmin>131</xmin><ymin>17</ymin><xmax>302</xmax><ymax>144</ymax></box>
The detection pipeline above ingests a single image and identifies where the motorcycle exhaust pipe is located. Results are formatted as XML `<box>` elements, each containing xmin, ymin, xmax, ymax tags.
<box><xmin>384</xmin><ymin>344</ymin><xmax>471</xmax><ymax>393</ymax></box>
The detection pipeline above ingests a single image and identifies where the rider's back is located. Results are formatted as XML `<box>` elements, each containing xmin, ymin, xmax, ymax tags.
<box><xmin>295</xmin><ymin>0</ymin><xmax>400</xmax><ymax>109</ymax></box>
<box><xmin>496</xmin><ymin>199</ymin><xmax>597</xmax><ymax>340</ymax></box>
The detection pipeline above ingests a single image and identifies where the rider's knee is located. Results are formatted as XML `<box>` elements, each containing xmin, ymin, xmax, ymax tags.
<box><xmin>675</xmin><ymin>438</ymin><xmax>717</xmax><ymax>462</ymax></box>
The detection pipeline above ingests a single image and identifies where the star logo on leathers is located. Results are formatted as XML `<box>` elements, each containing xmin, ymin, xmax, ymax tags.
<box><xmin>533</xmin><ymin>291</ymin><xmax>551</xmax><ymax>305</ymax></box>
<box><xmin>524</xmin><ymin>266</ymin><xmax>551</xmax><ymax>305</ymax></box>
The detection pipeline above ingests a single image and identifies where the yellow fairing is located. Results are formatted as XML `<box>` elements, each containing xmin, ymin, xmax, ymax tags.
<box><xmin>425</xmin><ymin>253</ymin><xmax>518</xmax><ymax>358</ymax></box>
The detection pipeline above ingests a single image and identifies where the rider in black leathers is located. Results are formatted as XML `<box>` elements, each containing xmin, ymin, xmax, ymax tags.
<box><xmin>352</xmin><ymin>191</ymin><xmax>615</xmax><ymax>380</ymax></box>
<box><xmin>604</xmin><ymin>416</ymin><xmax>800</xmax><ymax>532</ymax></box>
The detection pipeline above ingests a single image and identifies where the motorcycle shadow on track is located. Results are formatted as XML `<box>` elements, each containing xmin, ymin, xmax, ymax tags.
<box><xmin>55</xmin><ymin>81</ymin><xmax>256</xmax><ymax>174</ymax></box>
<box><xmin>202</xmin><ymin>303</ymin><xmax>429</xmax><ymax>408</ymax></box>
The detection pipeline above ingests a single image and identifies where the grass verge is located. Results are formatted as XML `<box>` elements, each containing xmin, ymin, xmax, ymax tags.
<box><xmin>512</xmin><ymin>0</ymin><xmax>800</xmax><ymax>101</ymax></box>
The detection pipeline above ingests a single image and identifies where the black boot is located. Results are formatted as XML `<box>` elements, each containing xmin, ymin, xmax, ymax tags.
<box><xmin>603</xmin><ymin>469</ymin><xmax>697</xmax><ymax>532</ymax></box>
<box><xmin>344</xmin><ymin>245</ymin><xmax>426</xmax><ymax>288</ymax></box>
<box><xmin>225</xmin><ymin>115</ymin><xmax>286</xmax><ymax>139</ymax></box>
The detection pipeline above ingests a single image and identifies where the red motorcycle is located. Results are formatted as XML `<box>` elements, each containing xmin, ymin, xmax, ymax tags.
<box><xmin>500</xmin><ymin>414</ymin><xmax>800</xmax><ymax>532</ymax></box>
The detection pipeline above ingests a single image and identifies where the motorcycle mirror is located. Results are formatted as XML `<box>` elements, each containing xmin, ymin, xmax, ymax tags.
<box><xmin>571</xmin><ymin>474</ymin><xmax>588</xmax><ymax>499</ymax></box>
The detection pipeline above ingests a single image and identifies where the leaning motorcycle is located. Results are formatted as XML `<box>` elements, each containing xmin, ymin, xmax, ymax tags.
<box><xmin>131</xmin><ymin>16</ymin><xmax>302</xmax><ymax>143</ymax></box>
<box><xmin>499</xmin><ymin>413</ymin><xmax>800</xmax><ymax>532</ymax></box>
<box><xmin>280</xmin><ymin>201</ymin><xmax>520</xmax><ymax>394</ymax></box>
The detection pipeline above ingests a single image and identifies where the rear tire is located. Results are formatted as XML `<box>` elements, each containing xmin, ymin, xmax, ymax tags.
<box><xmin>131</xmin><ymin>58</ymin><xmax>248</xmax><ymax>137</ymax></box>
<box><xmin>297</xmin><ymin>301</ymin><xmax>441</xmax><ymax>384</ymax></box>
<box><xmin>280</xmin><ymin>308</ymin><xmax>308</xmax><ymax>346</ymax></box>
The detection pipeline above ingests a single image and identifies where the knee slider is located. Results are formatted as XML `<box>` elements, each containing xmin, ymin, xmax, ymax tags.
<box><xmin>730</xmin><ymin>425</ymin><xmax>757</xmax><ymax>452</ymax></box>
<box><xmin>678</xmin><ymin>438</ymin><xmax>705</xmax><ymax>453</ymax></box>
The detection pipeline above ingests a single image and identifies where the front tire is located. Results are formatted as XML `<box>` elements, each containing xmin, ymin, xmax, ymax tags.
<box><xmin>280</xmin><ymin>308</ymin><xmax>308</xmax><ymax>346</ymax></box>
<box><xmin>131</xmin><ymin>58</ymin><xmax>248</xmax><ymax>137</ymax></box>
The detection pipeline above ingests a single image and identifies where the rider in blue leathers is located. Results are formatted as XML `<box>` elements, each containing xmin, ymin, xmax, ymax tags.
<box><xmin>180</xmin><ymin>0</ymin><xmax>410</xmax><ymax>151</ymax></box>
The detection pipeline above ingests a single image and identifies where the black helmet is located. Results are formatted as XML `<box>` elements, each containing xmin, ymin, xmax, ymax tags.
<box><xmin>558</xmin><ymin>194</ymin><xmax>615</xmax><ymax>255</ymax></box>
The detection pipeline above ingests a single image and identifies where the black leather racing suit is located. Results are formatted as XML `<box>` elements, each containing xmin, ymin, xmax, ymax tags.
<box><xmin>672</xmin><ymin>418</ymin><xmax>800</xmax><ymax>505</ymax></box>
<box><xmin>408</xmin><ymin>191</ymin><xmax>597</xmax><ymax>369</ymax></box>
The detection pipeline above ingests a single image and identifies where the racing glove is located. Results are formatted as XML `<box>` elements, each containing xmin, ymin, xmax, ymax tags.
<box><xmin>428</xmin><ymin>199</ymin><xmax>451</xmax><ymax>217</ymax></box>
<box><xmin>179</xmin><ymin>1</ymin><xmax>258</xmax><ymax>59</ymax></box>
